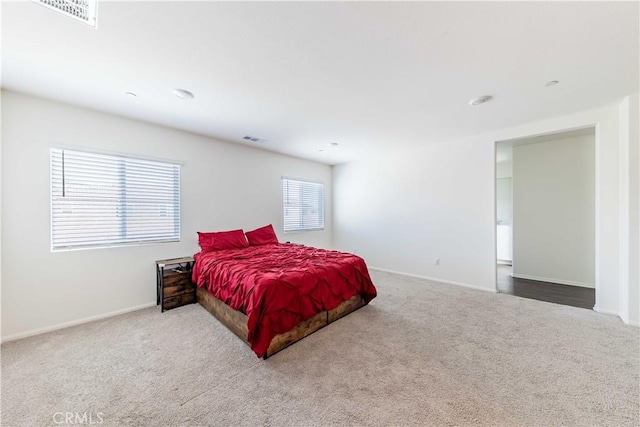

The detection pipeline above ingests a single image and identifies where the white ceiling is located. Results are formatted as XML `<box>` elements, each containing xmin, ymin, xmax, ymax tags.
<box><xmin>2</xmin><ymin>1</ymin><xmax>638</xmax><ymax>165</ymax></box>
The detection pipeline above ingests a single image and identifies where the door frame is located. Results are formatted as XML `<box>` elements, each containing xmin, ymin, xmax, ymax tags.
<box><xmin>493</xmin><ymin>124</ymin><xmax>599</xmax><ymax>310</ymax></box>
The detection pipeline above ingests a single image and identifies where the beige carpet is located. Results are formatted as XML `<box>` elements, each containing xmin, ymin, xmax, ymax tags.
<box><xmin>2</xmin><ymin>270</ymin><xmax>639</xmax><ymax>426</ymax></box>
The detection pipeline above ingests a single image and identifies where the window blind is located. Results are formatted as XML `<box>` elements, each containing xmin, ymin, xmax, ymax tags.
<box><xmin>50</xmin><ymin>148</ymin><xmax>180</xmax><ymax>250</ymax></box>
<box><xmin>282</xmin><ymin>178</ymin><xmax>324</xmax><ymax>232</ymax></box>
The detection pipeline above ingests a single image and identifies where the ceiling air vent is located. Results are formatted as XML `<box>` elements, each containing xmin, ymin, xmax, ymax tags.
<box><xmin>33</xmin><ymin>0</ymin><xmax>98</xmax><ymax>28</ymax></box>
<box><xmin>242</xmin><ymin>136</ymin><xmax>267</xmax><ymax>144</ymax></box>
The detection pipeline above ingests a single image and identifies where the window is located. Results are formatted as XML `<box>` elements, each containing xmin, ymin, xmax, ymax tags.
<box><xmin>282</xmin><ymin>178</ymin><xmax>324</xmax><ymax>232</ymax></box>
<box><xmin>50</xmin><ymin>148</ymin><xmax>180</xmax><ymax>250</ymax></box>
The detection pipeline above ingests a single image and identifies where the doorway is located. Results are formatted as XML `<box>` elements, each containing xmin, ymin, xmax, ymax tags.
<box><xmin>495</xmin><ymin>127</ymin><xmax>596</xmax><ymax>309</ymax></box>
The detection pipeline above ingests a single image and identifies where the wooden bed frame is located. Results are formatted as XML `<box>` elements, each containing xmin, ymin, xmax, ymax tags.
<box><xmin>196</xmin><ymin>287</ymin><xmax>367</xmax><ymax>359</ymax></box>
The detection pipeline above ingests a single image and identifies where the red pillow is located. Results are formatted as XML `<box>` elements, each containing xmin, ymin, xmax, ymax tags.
<box><xmin>197</xmin><ymin>229</ymin><xmax>249</xmax><ymax>252</ymax></box>
<box><xmin>245</xmin><ymin>224</ymin><xmax>279</xmax><ymax>246</ymax></box>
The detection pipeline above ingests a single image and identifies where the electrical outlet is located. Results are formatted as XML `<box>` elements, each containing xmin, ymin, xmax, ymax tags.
<box><xmin>434</xmin><ymin>257</ymin><xmax>440</xmax><ymax>266</ymax></box>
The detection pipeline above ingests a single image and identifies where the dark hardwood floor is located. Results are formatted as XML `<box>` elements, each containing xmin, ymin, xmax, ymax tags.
<box><xmin>496</xmin><ymin>264</ymin><xmax>595</xmax><ymax>309</ymax></box>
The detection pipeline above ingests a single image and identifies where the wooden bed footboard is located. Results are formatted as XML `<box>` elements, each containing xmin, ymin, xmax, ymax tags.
<box><xmin>196</xmin><ymin>287</ymin><xmax>366</xmax><ymax>359</ymax></box>
<box><xmin>196</xmin><ymin>286</ymin><xmax>249</xmax><ymax>346</ymax></box>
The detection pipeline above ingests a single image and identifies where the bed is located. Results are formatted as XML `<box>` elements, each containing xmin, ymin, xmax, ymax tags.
<box><xmin>192</xmin><ymin>241</ymin><xmax>377</xmax><ymax>358</ymax></box>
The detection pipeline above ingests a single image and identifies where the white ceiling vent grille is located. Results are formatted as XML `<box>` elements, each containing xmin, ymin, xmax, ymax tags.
<box><xmin>242</xmin><ymin>135</ymin><xmax>268</xmax><ymax>144</ymax></box>
<box><xmin>33</xmin><ymin>0</ymin><xmax>98</xmax><ymax>28</ymax></box>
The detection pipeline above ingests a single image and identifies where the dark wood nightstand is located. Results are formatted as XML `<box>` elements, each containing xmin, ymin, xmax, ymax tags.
<box><xmin>156</xmin><ymin>256</ymin><xmax>196</xmax><ymax>312</ymax></box>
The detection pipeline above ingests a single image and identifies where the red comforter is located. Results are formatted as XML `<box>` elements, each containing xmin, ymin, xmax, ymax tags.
<box><xmin>192</xmin><ymin>244</ymin><xmax>377</xmax><ymax>357</ymax></box>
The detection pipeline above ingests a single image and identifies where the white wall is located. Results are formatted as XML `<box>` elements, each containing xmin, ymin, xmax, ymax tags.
<box><xmin>512</xmin><ymin>135</ymin><xmax>595</xmax><ymax>288</ymax></box>
<box><xmin>333</xmin><ymin>137</ymin><xmax>496</xmax><ymax>292</ymax></box>
<box><xmin>0</xmin><ymin>92</ymin><xmax>3</xmax><ymax>339</ymax></box>
<box><xmin>334</xmin><ymin>100</ymin><xmax>634</xmax><ymax>323</ymax></box>
<box><xmin>1</xmin><ymin>90</ymin><xmax>333</xmax><ymax>341</ymax></box>
<box><xmin>496</xmin><ymin>178</ymin><xmax>512</xmax><ymax>225</ymax></box>
<box><xmin>496</xmin><ymin>177</ymin><xmax>512</xmax><ymax>262</ymax></box>
<box><xmin>619</xmin><ymin>93</ymin><xmax>639</xmax><ymax>326</ymax></box>
<box><xmin>496</xmin><ymin>161</ymin><xmax>512</xmax><ymax>179</ymax></box>
<box><xmin>634</xmin><ymin>93</ymin><xmax>640</xmax><ymax>326</ymax></box>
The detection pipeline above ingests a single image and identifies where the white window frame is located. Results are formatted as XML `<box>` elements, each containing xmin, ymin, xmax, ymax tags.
<box><xmin>282</xmin><ymin>177</ymin><xmax>325</xmax><ymax>233</ymax></box>
<box><xmin>50</xmin><ymin>147</ymin><xmax>181</xmax><ymax>251</ymax></box>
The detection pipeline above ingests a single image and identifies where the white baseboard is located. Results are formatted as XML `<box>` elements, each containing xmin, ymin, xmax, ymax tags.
<box><xmin>369</xmin><ymin>266</ymin><xmax>496</xmax><ymax>293</ymax></box>
<box><xmin>1</xmin><ymin>301</ymin><xmax>156</xmax><ymax>344</ymax></box>
<box><xmin>593</xmin><ymin>306</ymin><xmax>619</xmax><ymax>316</ymax></box>
<box><xmin>511</xmin><ymin>273</ymin><xmax>594</xmax><ymax>289</ymax></box>
<box><xmin>593</xmin><ymin>307</ymin><xmax>640</xmax><ymax>327</ymax></box>
<box><xmin>615</xmin><ymin>312</ymin><xmax>640</xmax><ymax>327</ymax></box>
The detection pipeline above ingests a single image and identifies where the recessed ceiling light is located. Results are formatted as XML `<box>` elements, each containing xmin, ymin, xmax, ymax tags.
<box><xmin>125</xmin><ymin>92</ymin><xmax>137</xmax><ymax>97</ymax></box>
<box><xmin>328</xmin><ymin>142</ymin><xmax>339</xmax><ymax>147</ymax></box>
<box><xmin>318</xmin><ymin>149</ymin><xmax>324</xmax><ymax>152</ymax></box>
<box><xmin>545</xmin><ymin>80</ymin><xmax>560</xmax><ymax>87</ymax></box>
<box><xmin>173</xmin><ymin>89</ymin><xmax>195</xmax><ymax>100</ymax></box>
<box><xmin>468</xmin><ymin>95</ymin><xmax>493</xmax><ymax>106</ymax></box>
